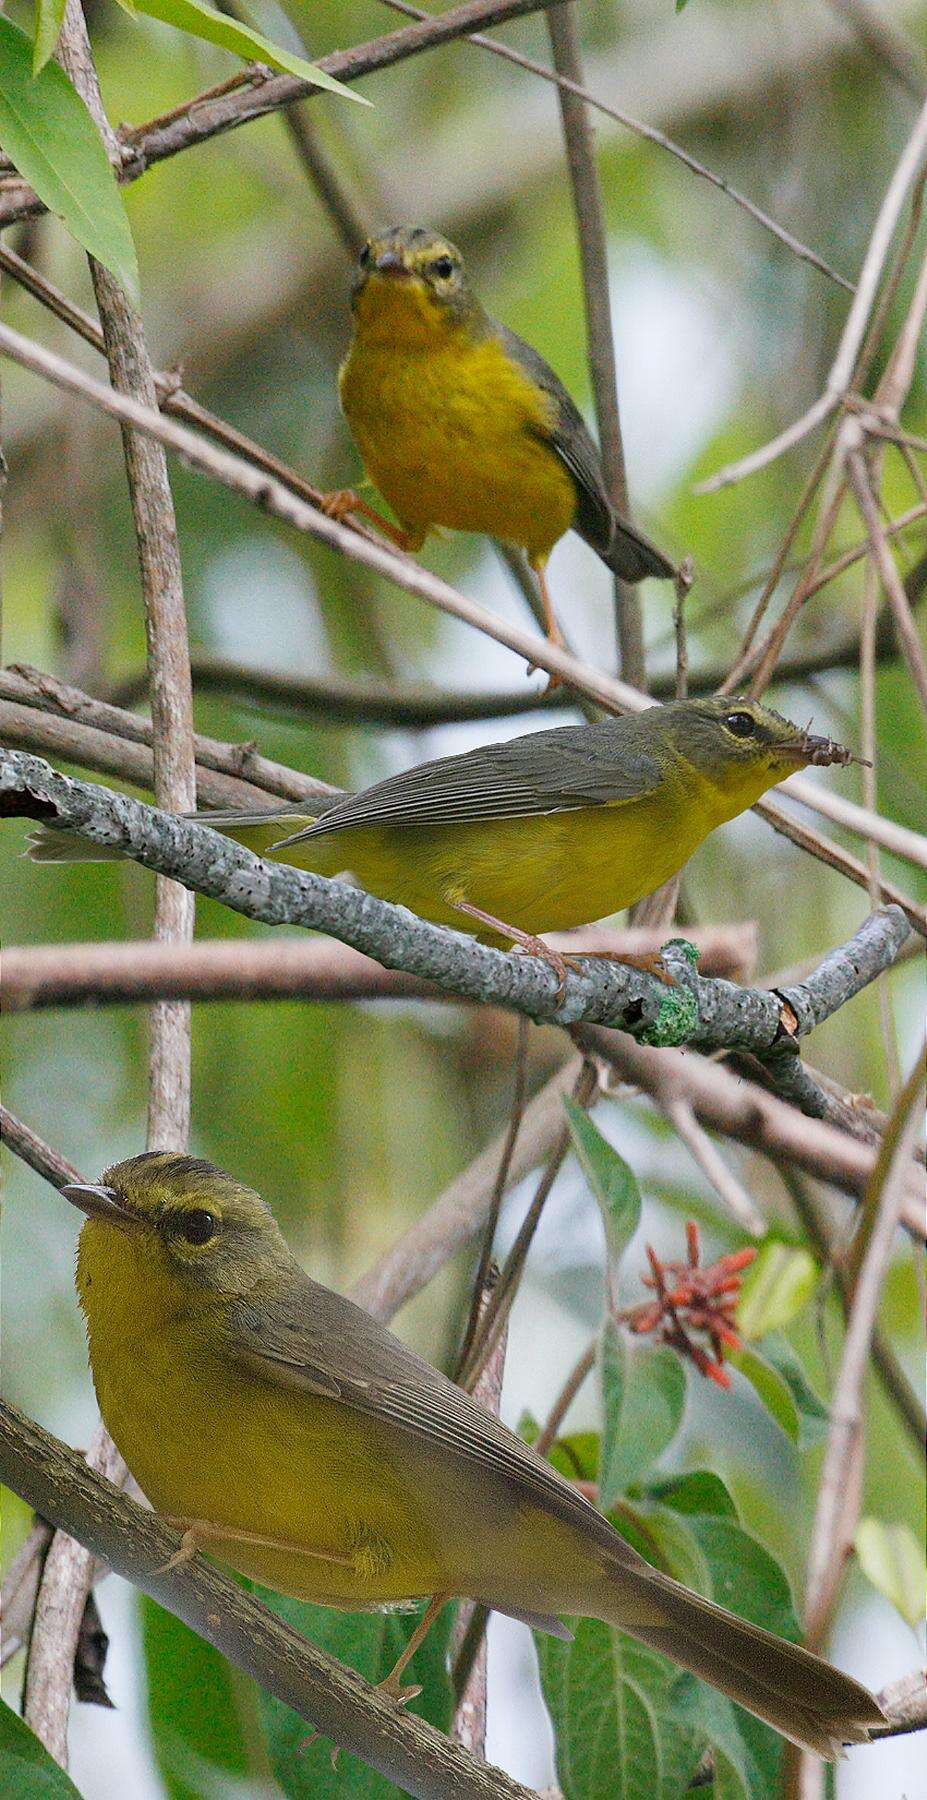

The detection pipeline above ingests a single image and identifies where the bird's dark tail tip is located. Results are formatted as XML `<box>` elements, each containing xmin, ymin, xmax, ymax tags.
<box><xmin>601</xmin><ymin>1558</ymin><xmax>885</xmax><ymax>1759</ymax></box>
<box><xmin>606</xmin><ymin>520</ymin><xmax>677</xmax><ymax>583</ymax></box>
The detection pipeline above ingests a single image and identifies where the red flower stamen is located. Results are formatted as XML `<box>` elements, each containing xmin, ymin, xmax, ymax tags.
<box><xmin>616</xmin><ymin>1222</ymin><xmax>756</xmax><ymax>1387</ymax></box>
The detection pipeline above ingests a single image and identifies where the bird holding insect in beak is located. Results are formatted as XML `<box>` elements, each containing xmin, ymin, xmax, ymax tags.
<box><xmin>323</xmin><ymin>225</ymin><xmax>677</xmax><ymax>652</ymax></box>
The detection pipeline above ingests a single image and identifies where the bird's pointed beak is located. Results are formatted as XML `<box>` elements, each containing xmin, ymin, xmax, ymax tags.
<box><xmin>61</xmin><ymin>1183</ymin><xmax>136</xmax><ymax>1225</ymax></box>
<box><xmin>373</xmin><ymin>249</ymin><xmax>409</xmax><ymax>276</ymax></box>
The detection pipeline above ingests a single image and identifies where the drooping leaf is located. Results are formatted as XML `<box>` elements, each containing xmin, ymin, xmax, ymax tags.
<box><xmin>140</xmin><ymin>1597</ymin><xmax>253</xmax><ymax>1800</ymax></box>
<box><xmin>565</xmin><ymin>1101</ymin><xmax>641</xmax><ymax>1298</ymax></box>
<box><xmin>0</xmin><ymin>18</ymin><xmax>139</xmax><ymax>303</ymax></box>
<box><xmin>127</xmin><ymin>0</ymin><xmax>369</xmax><ymax>104</ymax></box>
<box><xmin>736</xmin><ymin>1242</ymin><xmax>817</xmax><ymax>1339</ymax></box>
<box><xmin>729</xmin><ymin>1344</ymin><xmax>800</xmax><ymax>1442</ymax></box>
<box><xmin>855</xmin><ymin>1518</ymin><xmax>927</xmax><ymax>1626</ymax></box>
<box><xmin>759</xmin><ymin>1333</ymin><xmax>830</xmax><ymax>1446</ymax></box>
<box><xmin>255</xmin><ymin>1590</ymin><xmax>453</xmax><ymax>1797</ymax></box>
<box><xmin>598</xmin><ymin>1321</ymin><xmax>686</xmax><ymax>1509</ymax></box>
<box><xmin>31</xmin><ymin>0</ymin><xmax>67</xmax><ymax>72</ymax></box>
<box><xmin>0</xmin><ymin>1700</ymin><xmax>84</xmax><ymax>1799</ymax></box>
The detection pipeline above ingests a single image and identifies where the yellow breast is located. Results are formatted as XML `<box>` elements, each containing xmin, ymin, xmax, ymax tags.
<box><xmin>339</xmin><ymin>277</ymin><xmax>577</xmax><ymax>563</ymax></box>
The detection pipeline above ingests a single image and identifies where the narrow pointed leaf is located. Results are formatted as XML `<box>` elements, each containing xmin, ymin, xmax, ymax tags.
<box><xmin>0</xmin><ymin>18</ymin><xmax>139</xmax><ymax>303</ymax></box>
<box><xmin>728</xmin><ymin>1344</ymin><xmax>800</xmax><ymax>1442</ymax></box>
<box><xmin>31</xmin><ymin>0</ymin><xmax>67</xmax><ymax>72</ymax></box>
<box><xmin>128</xmin><ymin>0</ymin><xmax>369</xmax><ymax>103</ymax></box>
<box><xmin>565</xmin><ymin>1101</ymin><xmax>641</xmax><ymax>1294</ymax></box>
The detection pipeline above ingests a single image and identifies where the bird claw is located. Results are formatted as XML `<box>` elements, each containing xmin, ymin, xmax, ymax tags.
<box><xmin>376</xmin><ymin>1673</ymin><xmax>423</xmax><ymax>1707</ymax></box>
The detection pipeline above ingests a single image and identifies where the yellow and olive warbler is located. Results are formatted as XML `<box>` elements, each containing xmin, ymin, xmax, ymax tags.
<box><xmin>31</xmin><ymin>698</ymin><xmax>852</xmax><ymax>977</ymax></box>
<box><xmin>64</xmin><ymin>1154</ymin><xmax>884</xmax><ymax>1755</ymax></box>
<box><xmin>325</xmin><ymin>224</ymin><xmax>676</xmax><ymax>645</ymax></box>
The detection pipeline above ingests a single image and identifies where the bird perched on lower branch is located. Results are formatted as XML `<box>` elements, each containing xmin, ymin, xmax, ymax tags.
<box><xmin>322</xmin><ymin>224</ymin><xmax>677</xmax><ymax>650</ymax></box>
<box><xmin>63</xmin><ymin>1154</ymin><xmax>884</xmax><ymax>1757</ymax></box>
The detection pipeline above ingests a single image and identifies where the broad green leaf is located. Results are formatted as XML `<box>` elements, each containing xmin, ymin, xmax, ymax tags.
<box><xmin>598</xmin><ymin>1321</ymin><xmax>686</xmax><ymax>1508</ymax></box>
<box><xmin>256</xmin><ymin>1590</ymin><xmax>453</xmax><ymax>1797</ymax></box>
<box><xmin>646</xmin><ymin>1469</ymin><xmax>738</xmax><ymax>1519</ymax></box>
<box><xmin>729</xmin><ymin>1344</ymin><xmax>800</xmax><ymax>1442</ymax></box>
<box><xmin>537</xmin><ymin>1618</ymin><xmax>704</xmax><ymax>1800</ymax></box>
<box><xmin>565</xmin><ymin>1102</ymin><xmax>641</xmax><ymax>1294</ymax></box>
<box><xmin>736</xmin><ymin>1242</ymin><xmax>817</xmax><ymax>1339</ymax></box>
<box><xmin>31</xmin><ymin>0</ymin><xmax>67</xmax><ymax>71</ymax></box>
<box><xmin>760</xmin><ymin>1333</ymin><xmax>830</xmax><ymax>1446</ymax></box>
<box><xmin>0</xmin><ymin>18</ymin><xmax>139</xmax><ymax>304</ymax></box>
<box><xmin>0</xmin><ymin>1699</ymin><xmax>84</xmax><ymax>1799</ymax></box>
<box><xmin>855</xmin><ymin>1518</ymin><xmax>927</xmax><ymax>1626</ymax></box>
<box><xmin>140</xmin><ymin>1598</ymin><xmax>253</xmax><ymax>1800</ymax></box>
<box><xmin>129</xmin><ymin>0</ymin><xmax>369</xmax><ymax>104</ymax></box>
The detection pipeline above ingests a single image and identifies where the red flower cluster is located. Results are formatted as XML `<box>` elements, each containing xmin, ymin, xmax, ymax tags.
<box><xmin>620</xmin><ymin>1221</ymin><xmax>756</xmax><ymax>1388</ymax></box>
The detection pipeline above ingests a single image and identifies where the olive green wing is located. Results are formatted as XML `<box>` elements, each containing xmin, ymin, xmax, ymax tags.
<box><xmin>280</xmin><ymin>719</ymin><xmax>661</xmax><ymax>843</ymax></box>
<box><xmin>227</xmin><ymin>1277</ymin><xmax>611</xmax><ymax>1559</ymax></box>
<box><xmin>493</xmin><ymin>322</ymin><xmax>675</xmax><ymax>582</ymax></box>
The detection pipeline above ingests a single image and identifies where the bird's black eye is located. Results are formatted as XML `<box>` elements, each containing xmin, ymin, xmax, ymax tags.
<box><xmin>430</xmin><ymin>254</ymin><xmax>454</xmax><ymax>280</ymax></box>
<box><xmin>358</xmin><ymin>241</ymin><xmax>372</xmax><ymax>268</ymax></box>
<box><xmin>724</xmin><ymin>710</ymin><xmax>756</xmax><ymax>738</ymax></box>
<box><xmin>178</xmin><ymin>1208</ymin><xmax>217</xmax><ymax>1246</ymax></box>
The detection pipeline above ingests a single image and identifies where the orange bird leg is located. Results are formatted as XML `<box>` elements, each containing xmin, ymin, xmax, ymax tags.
<box><xmin>319</xmin><ymin>488</ymin><xmax>416</xmax><ymax>551</ymax></box>
<box><xmin>529</xmin><ymin>557</ymin><xmax>564</xmax><ymax>690</ymax></box>
<box><xmin>452</xmin><ymin>898</ymin><xmax>574</xmax><ymax>1003</ymax></box>
<box><xmin>377</xmin><ymin>1592</ymin><xmax>449</xmax><ymax>1705</ymax></box>
<box><xmin>156</xmin><ymin>1517</ymin><xmax>354</xmax><ymax>1577</ymax></box>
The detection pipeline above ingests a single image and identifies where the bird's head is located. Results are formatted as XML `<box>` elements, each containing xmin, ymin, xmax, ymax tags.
<box><xmin>66</xmin><ymin>1153</ymin><xmax>292</xmax><ymax>1318</ymax></box>
<box><xmin>657</xmin><ymin>696</ymin><xmax>854</xmax><ymax>820</ymax></box>
<box><xmin>350</xmin><ymin>225</ymin><xmax>478</xmax><ymax>340</ymax></box>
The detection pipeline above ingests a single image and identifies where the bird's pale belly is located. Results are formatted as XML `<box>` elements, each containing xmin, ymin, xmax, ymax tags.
<box><xmin>306</xmin><ymin>796</ymin><xmax>703</xmax><ymax>939</ymax></box>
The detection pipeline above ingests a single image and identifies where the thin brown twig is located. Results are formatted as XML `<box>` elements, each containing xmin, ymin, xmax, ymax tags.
<box><xmin>454</xmin><ymin>1017</ymin><xmax>530</xmax><ymax>1380</ymax></box>
<box><xmin>376</xmin><ymin>0</ymin><xmax>854</xmax><ymax>292</ymax></box>
<box><xmin>848</xmin><ymin>448</ymin><xmax>927</xmax><ymax>712</ymax></box>
<box><xmin>793</xmin><ymin>1048</ymin><xmax>926</xmax><ymax>1799</ymax></box>
<box><xmin>699</xmin><ymin>95</ymin><xmax>927</xmax><ymax>493</ymax></box>
<box><xmin>20</xmin><ymin>4</ymin><xmax>197</xmax><ymax>1766</ymax></box>
<box><xmin>545</xmin><ymin>2</ymin><xmax>642</xmax><ymax>684</ymax></box>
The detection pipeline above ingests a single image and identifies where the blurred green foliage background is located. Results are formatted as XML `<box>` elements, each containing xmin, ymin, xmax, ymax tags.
<box><xmin>2</xmin><ymin>1</ymin><xmax>925</xmax><ymax>1794</ymax></box>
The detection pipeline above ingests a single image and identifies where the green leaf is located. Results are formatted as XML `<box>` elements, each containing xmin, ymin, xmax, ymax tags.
<box><xmin>855</xmin><ymin>1518</ymin><xmax>927</xmax><ymax>1626</ymax></box>
<box><xmin>598</xmin><ymin>1321</ymin><xmax>686</xmax><ymax>1508</ymax></box>
<box><xmin>255</xmin><ymin>1590</ymin><xmax>453</xmax><ymax>1797</ymax></box>
<box><xmin>736</xmin><ymin>1242</ymin><xmax>817</xmax><ymax>1339</ymax></box>
<box><xmin>0</xmin><ymin>1699</ymin><xmax>84</xmax><ymax>1799</ymax></box>
<box><xmin>759</xmin><ymin>1333</ymin><xmax>830</xmax><ymax>1446</ymax></box>
<box><xmin>0</xmin><ymin>18</ymin><xmax>139</xmax><ymax>304</ymax></box>
<box><xmin>128</xmin><ymin>0</ymin><xmax>369</xmax><ymax>104</ymax></box>
<box><xmin>645</xmin><ymin>1469</ymin><xmax>738</xmax><ymax>1518</ymax></box>
<box><xmin>31</xmin><ymin>0</ymin><xmax>67</xmax><ymax>72</ymax></box>
<box><xmin>140</xmin><ymin>1598</ymin><xmax>253</xmax><ymax>1800</ymax></box>
<box><xmin>565</xmin><ymin>1102</ymin><xmax>641</xmax><ymax>1292</ymax></box>
<box><xmin>728</xmin><ymin>1344</ymin><xmax>800</xmax><ymax>1442</ymax></box>
<box><xmin>537</xmin><ymin>1619</ymin><xmax>704</xmax><ymax>1800</ymax></box>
